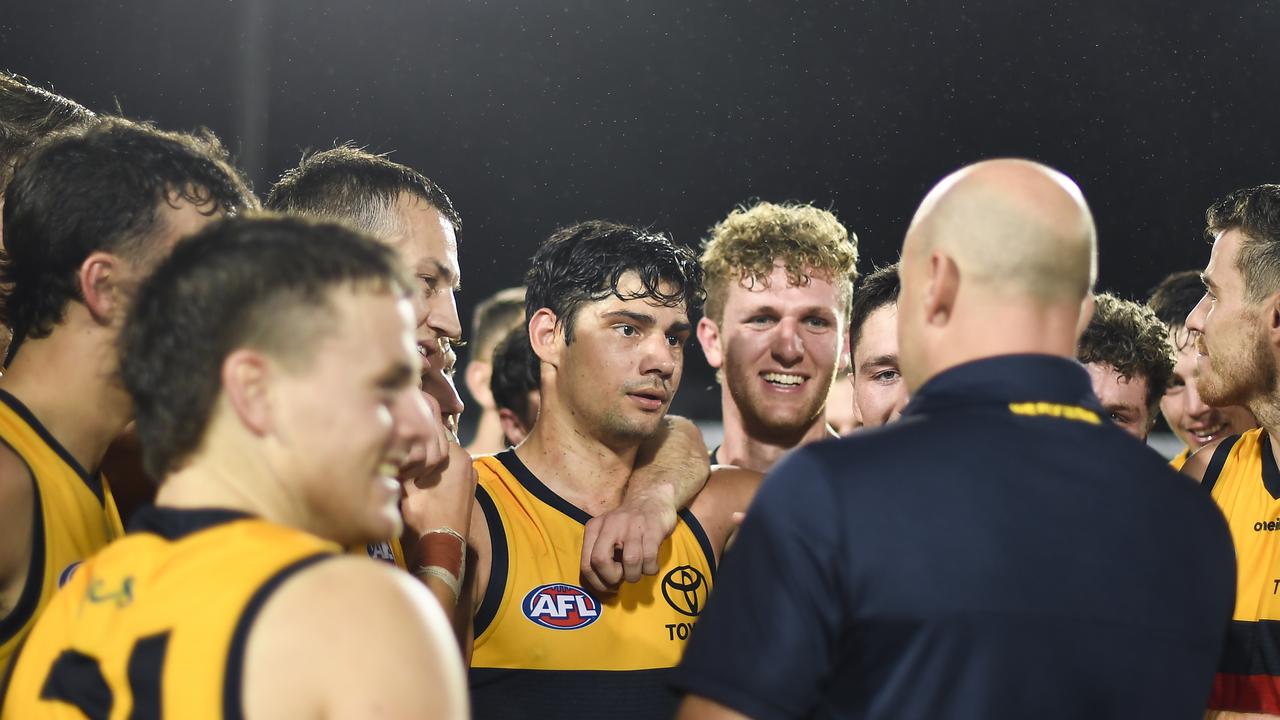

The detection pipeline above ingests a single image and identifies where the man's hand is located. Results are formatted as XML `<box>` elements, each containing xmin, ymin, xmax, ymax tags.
<box><xmin>580</xmin><ymin>416</ymin><xmax>710</xmax><ymax>593</ymax></box>
<box><xmin>581</xmin><ymin>483</ymin><xmax>678</xmax><ymax>592</ymax></box>
<box><xmin>401</xmin><ymin>440</ymin><xmax>477</xmax><ymax>541</ymax></box>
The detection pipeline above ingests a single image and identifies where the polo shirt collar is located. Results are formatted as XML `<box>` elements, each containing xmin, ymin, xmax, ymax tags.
<box><xmin>902</xmin><ymin>354</ymin><xmax>1101</xmax><ymax>417</ymax></box>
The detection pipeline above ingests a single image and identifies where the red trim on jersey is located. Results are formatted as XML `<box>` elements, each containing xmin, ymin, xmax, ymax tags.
<box><xmin>1211</xmin><ymin>672</ymin><xmax>1280</xmax><ymax>714</ymax></box>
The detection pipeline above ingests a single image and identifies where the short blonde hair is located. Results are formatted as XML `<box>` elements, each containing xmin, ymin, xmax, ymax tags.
<box><xmin>700</xmin><ymin>201</ymin><xmax>858</xmax><ymax>324</ymax></box>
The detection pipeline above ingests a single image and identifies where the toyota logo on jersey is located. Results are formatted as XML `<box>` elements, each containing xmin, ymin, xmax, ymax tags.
<box><xmin>522</xmin><ymin>583</ymin><xmax>602</xmax><ymax>630</ymax></box>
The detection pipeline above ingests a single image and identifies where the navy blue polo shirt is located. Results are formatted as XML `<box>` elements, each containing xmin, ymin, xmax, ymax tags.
<box><xmin>674</xmin><ymin>354</ymin><xmax>1235</xmax><ymax>719</ymax></box>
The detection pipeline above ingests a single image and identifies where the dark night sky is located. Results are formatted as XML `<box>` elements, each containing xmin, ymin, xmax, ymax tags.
<box><xmin>4</xmin><ymin>0</ymin><xmax>1277</xmax><ymax>426</ymax></box>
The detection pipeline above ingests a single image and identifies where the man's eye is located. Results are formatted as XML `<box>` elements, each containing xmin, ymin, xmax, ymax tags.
<box><xmin>805</xmin><ymin>317</ymin><xmax>831</xmax><ymax>329</ymax></box>
<box><xmin>873</xmin><ymin>370</ymin><xmax>900</xmax><ymax>383</ymax></box>
<box><xmin>616</xmin><ymin>325</ymin><xmax>637</xmax><ymax>337</ymax></box>
<box><xmin>666</xmin><ymin>335</ymin><xmax>684</xmax><ymax>347</ymax></box>
<box><xmin>1110</xmin><ymin>413</ymin><xmax>1131</xmax><ymax>424</ymax></box>
<box><xmin>747</xmin><ymin>316</ymin><xmax>773</xmax><ymax>326</ymax></box>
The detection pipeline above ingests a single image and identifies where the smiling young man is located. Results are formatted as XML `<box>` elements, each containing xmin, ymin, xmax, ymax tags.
<box><xmin>0</xmin><ymin>216</ymin><xmax>467</xmax><ymax>719</ymax></box>
<box><xmin>462</xmin><ymin>221</ymin><xmax>757</xmax><ymax>719</ymax></box>
<box><xmin>697</xmin><ymin>202</ymin><xmax>858</xmax><ymax>471</ymax></box>
<box><xmin>1075</xmin><ymin>293</ymin><xmax>1174</xmax><ymax>441</ymax></box>
<box><xmin>1148</xmin><ymin>269</ymin><xmax>1257</xmax><ymax>468</ymax></box>
<box><xmin>1181</xmin><ymin>185</ymin><xmax>1280</xmax><ymax>717</ymax></box>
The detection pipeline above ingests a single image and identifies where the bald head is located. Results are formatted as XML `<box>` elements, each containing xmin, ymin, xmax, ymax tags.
<box><xmin>905</xmin><ymin>159</ymin><xmax>1096</xmax><ymax>304</ymax></box>
<box><xmin>896</xmin><ymin>159</ymin><xmax>1098</xmax><ymax>392</ymax></box>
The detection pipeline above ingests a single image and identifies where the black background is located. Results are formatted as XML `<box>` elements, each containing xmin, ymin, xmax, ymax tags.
<box><xmin>5</xmin><ymin>0</ymin><xmax>1275</xmax><ymax>431</ymax></box>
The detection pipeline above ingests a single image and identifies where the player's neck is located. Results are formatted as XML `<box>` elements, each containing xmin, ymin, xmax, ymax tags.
<box><xmin>717</xmin><ymin>388</ymin><xmax>831</xmax><ymax>473</ymax></box>
<box><xmin>156</xmin><ymin>436</ymin><xmax>318</xmax><ymax>534</ymax></box>
<box><xmin>0</xmin><ymin>319</ymin><xmax>131</xmax><ymax>473</ymax></box>
<box><xmin>517</xmin><ymin>402</ymin><xmax>636</xmax><ymax>516</ymax></box>
<box><xmin>465</xmin><ymin>409</ymin><xmax>508</xmax><ymax>456</ymax></box>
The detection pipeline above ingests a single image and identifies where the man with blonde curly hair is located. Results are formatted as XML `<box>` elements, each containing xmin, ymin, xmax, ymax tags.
<box><xmin>696</xmin><ymin>201</ymin><xmax>857</xmax><ymax>472</ymax></box>
<box><xmin>1076</xmin><ymin>293</ymin><xmax>1175</xmax><ymax>441</ymax></box>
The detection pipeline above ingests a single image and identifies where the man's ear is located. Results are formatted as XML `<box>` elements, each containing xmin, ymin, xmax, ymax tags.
<box><xmin>923</xmin><ymin>250</ymin><xmax>960</xmax><ymax>327</ymax></box>
<box><xmin>221</xmin><ymin>349</ymin><xmax>274</xmax><ymax>436</ymax></box>
<box><xmin>1265</xmin><ymin>291</ymin><xmax>1280</xmax><ymax>351</ymax></box>
<box><xmin>464</xmin><ymin>360</ymin><xmax>494</xmax><ymax>410</ymax></box>
<box><xmin>527</xmin><ymin>309</ymin><xmax>562</xmax><ymax>367</ymax></box>
<box><xmin>79</xmin><ymin>251</ymin><xmax>129</xmax><ymax>325</ymax></box>
<box><xmin>498</xmin><ymin>407</ymin><xmax>530</xmax><ymax>446</ymax></box>
<box><xmin>696</xmin><ymin>316</ymin><xmax>724</xmax><ymax>369</ymax></box>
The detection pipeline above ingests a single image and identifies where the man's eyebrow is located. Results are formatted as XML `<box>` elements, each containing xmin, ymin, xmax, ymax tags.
<box><xmin>424</xmin><ymin>258</ymin><xmax>461</xmax><ymax>290</ymax></box>
<box><xmin>602</xmin><ymin>309</ymin><xmax>656</xmax><ymax>327</ymax></box>
<box><xmin>860</xmin><ymin>354</ymin><xmax>898</xmax><ymax>371</ymax></box>
<box><xmin>666</xmin><ymin>319</ymin><xmax>693</xmax><ymax>335</ymax></box>
<box><xmin>1201</xmin><ymin>273</ymin><xmax>1216</xmax><ymax>291</ymax></box>
<box><xmin>376</xmin><ymin>361</ymin><xmax>416</xmax><ymax>388</ymax></box>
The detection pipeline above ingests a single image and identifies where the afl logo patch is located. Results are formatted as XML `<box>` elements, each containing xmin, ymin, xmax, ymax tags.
<box><xmin>662</xmin><ymin>565</ymin><xmax>708</xmax><ymax>617</ymax></box>
<box><xmin>522</xmin><ymin>583</ymin><xmax>601</xmax><ymax>630</ymax></box>
<box><xmin>57</xmin><ymin>562</ymin><xmax>82</xmax><ymax>588</ymax></box>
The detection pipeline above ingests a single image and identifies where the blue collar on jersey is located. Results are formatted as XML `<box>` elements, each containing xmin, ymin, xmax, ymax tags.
<box><xmin>902</xmin><ymin>354</ymin><xmax>1101</xmax><ymax>418</ymax></box>
<box><xmin>128</xmin><ymin>506</ymin><xmax>254</xmax><ymax>540</ymax></box>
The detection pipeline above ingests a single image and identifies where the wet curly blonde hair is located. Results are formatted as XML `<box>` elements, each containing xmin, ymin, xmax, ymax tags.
<box><xmin>700</xmin><ymin>201</ymin><xmax>858</xmax><ymax>324</ymax></box>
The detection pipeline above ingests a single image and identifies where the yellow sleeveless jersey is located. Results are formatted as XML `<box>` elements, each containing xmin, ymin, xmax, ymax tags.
<box><xmin>1203</xmin><ymin>429</ymin><xmax>1280</xmax><ymax>713</ymax></box>
<box><xmin>470</xmin><ymin>450</ymin><xmax>716</xmax><ymax>719</ymax></box>
<box><xmin>0</xmin><ymin>390</ymin><xmax>124</xmax><ymax>669</ymax></box>
<box><xmin>0</xmin><ymin>507</ymin><xmax>338</xmax><ymax>720</ymax></box>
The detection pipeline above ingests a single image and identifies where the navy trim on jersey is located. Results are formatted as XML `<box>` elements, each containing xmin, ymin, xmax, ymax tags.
<box><xmin>474</xmin><ymin>484</ymin><xmax>508</xmax><ymax>639</ymax></box>
<box><xmin>497</xmin><ymin>449</ymin><xmax>593</xmax><ymax>525</ymax></box>
<box><xmin>1202</xmin><ymin>434</ymin><xmax>1242</xmax><ymax>495</ymax></box>
<box><xmin>677</xmin><ymin>508</ymin><xmax>717</xmax><ymax>578</ymax></box>
<box><xmin>0</xmin><ymin>389</ymin><xmax>104</xmax><ymax>506</ymax></box>
<box><xmin>1261</xmin><ymin>434</ymin><xmax>1280</xmax><ymax>500</ymax></box>
<box><xmin>128</xmin><ymin>507</ymin><xmax>254</xmax><ymax>540</ymax></box>
<box><xmin>709</xmin><ymin>446</ymin><xmax>720</xmax><ymax>465</ymax></box>
<box><xmin>0</xmin><ymin>442</ymin><xmax>44</xmax><ymax>646</ymax></box>
<box><xmin>470</xmin><ymin>666</ymin><xmax>677</xmax><ymax>719</ymax></box>
<box><xmin>1219</xmin><ymin>619</ymin><xmax>1280</xmax><ymax>676</ymax></box>
<box><xmin>223</xmin><ymin>553</ymin><xmax>331</xmax><ymax>720</ymax></box>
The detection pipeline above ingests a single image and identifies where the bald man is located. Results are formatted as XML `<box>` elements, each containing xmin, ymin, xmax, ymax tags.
<box><xmin>673</xmin><ymin>159</ymin><xmax>1235</xmax><ymax>719</ymax></box>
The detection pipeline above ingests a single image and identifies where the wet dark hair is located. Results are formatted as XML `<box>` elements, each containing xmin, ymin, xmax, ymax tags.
<box><xmin>489</xmin><ymin>325</ymin><xmax>540</xmax><ymax>430</ymax></box>
<box><xmin>1077</xmin><ymin>293</ymin><xmax>1174</xmax><ymax>424</ymax></box>
<box><xmin>1</xmin><ymin>118</ymin><xmax>256</xmax><ymax>352</ymax></box>
<box><xmin>265</xmin><ymin>143</ymin><xmax>461</xmax><ymax>234</ymax></box>
<box><xmin>524</xmin><ymin>220</ymin><xmax>703</xmax><ymax>343</ymax></box>
<box><xmin>849</xmin><ymin>263</ymin><xmax>900</xmax><ymax>355</ymax></box>
<box><xmin>1146</xmin><ymin>269</ymin><xmax>1203</xmax><ymax>351</ymax></box>
<box><xmin>120</xmin><ymin>214</ymin><xmax>412</xmax><ymax>479</ymax></box>
<box><xmin>1205</xmin><ymin>184</ymin><xmax>1280</xmax><ymax>303</ymax></box>
<box><xmin>0</xmin><ymin>71</ymin><xmax>96</xmax><ymax>187</ymax></box>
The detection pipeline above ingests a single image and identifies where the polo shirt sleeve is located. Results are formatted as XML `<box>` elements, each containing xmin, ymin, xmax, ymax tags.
<box><xmin>673</xmin><ymin>448</ymin><xmax>845</xmax><ymax>719</ymax></box>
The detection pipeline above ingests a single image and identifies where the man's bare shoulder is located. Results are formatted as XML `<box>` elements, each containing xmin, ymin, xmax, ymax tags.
<box><xmin>0</xmin><ymin>441</ymin><xmax>34</xmax><ymax>608</ymax></box>
<box><xmin>243</xmin><ymin>555</ymin><xmax>467</xmax><ymax>719</ymax></box>
<box><xmin>1180</xmin><ymin>436</ymin><xmax>1233</xmax><ymax>484</ymax></box>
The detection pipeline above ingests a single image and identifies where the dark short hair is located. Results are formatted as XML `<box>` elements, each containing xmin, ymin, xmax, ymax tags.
<box><xmin>525</xmin><ymin>220</ymin><xmax>703</xmax><ymax>343</ymax></box>
<box><xmin>0</xmin><ymin>71</ymin><xmax>96</xmax><ymax>187</ymax></box>
<box><xmin>849</xmin><ymin>263</ymin><xmax>900</xmax><ymax>355</ymax></box>
<box><xmin>1</xmin><ymin>118</ymin><xmax>256</xmax><ymax>349</ymax></box>
<box><xmin>490</xmin><ymin>325</ymin><xmax>540</xmax><ymax>430</ymax></box>
<box><xmin>1077</xmin><ymin>293</ymin><xmax>1174</xmax><ymax>423</ymax></box>
<box><xmin>1206</xmin><ymin>184</ymin><xmax>1280</xmax><ymax>303</ymax></box>
<box><xmin>471</xmin><ymin>286</ymin><xmax>526</xmax><ymax>361</ymax></box>
<box><xmin>1146</xmin><ymin>269</ymin><xmax>1203</xmax><ymax>351</ymax></box>
<box><xmin>265</xmin><ymin>144</ymin><xmax>461</xmax><ymax>235</ymax></box>
<box><xmin>120</xmin><ymin>214</ymin><xmax>412</xmax><ymax>479</ymax></box>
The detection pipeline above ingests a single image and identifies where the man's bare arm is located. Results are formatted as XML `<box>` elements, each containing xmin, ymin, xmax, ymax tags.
<box><xmin>243</xmin><ymin>556</ymin><xmax>468</xmax><ymax>719</ymax></box>
<box><xmin>580</xmin><ymin>416</ymin><xmax>710</xmax><ymax>592</ymax></box>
